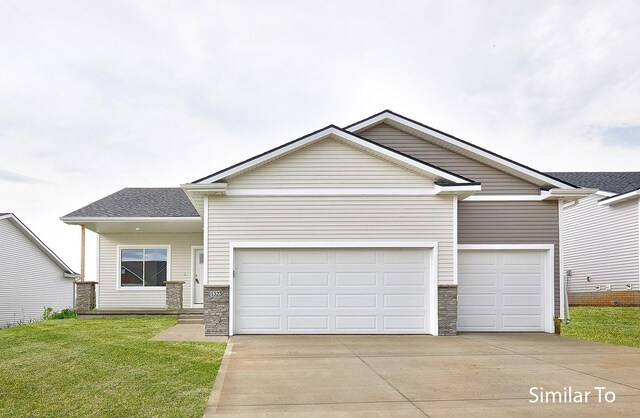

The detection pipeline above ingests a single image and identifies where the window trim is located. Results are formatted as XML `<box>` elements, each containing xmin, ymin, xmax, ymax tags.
<box><xmin>117</xmin><ymin>245</ymin><xmax>172</xmax><ymax>291</ymax></box>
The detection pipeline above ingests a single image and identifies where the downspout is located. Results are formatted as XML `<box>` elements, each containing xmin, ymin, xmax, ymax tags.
<box><xmin>563</xmin><ymin>269</ymin><xmax>571</xmax><ymax>323</ymax></box>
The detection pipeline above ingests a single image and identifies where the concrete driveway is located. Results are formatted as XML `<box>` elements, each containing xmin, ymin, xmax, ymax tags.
<box><xmin>206</xmin><ymin>334</ymin><xmax>640</xmax><ymax>417</ymax></box>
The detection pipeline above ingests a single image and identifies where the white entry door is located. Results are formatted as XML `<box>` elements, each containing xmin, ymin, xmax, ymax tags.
<box><xmin>458</xmin><ymin>249</ymin><xmax>548</xmax><ymax>332</ymax></box>
<box><xmin>193</xmin><ymin>249</ymin><xmax>204</xmax><ymax>305</ymax></box>
<box><xmin>233</xmin><ymin>247</ymin><xmax>433</xmax><ymax>334</ymax></box>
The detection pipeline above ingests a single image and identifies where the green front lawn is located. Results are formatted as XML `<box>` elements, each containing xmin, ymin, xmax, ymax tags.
<box><xmin>0</xmin><ymin>317</ymin><xmax>226</xmax><ymax>417</ymax></box>
<box><xmin>561</xmin><ymin>307</ymin><xmax>640</xmax><ymax>348</ymax></box>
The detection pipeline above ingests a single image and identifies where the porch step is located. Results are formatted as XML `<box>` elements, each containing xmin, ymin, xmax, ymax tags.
<box><xmin>177</xmin><ymin>318</ymin><xmax>204</xmax><ymax>324</ymax></box>
<box><xmin>177</xmin><ymin>310</ymin><xmax>204</xmax><ymax>324</ymax></box>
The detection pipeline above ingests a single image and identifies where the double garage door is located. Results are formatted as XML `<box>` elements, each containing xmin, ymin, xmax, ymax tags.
<box><xmin>234</xmin><ymin>248</ymin><xmax>434</xmax><ymax>334</ymax></box>
<box><xmin>233</xmin><ymin>247</ymin><xmax>549</xmax><ymax>334</ymax></box>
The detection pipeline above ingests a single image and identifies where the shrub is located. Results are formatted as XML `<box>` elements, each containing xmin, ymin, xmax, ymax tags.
<box><xmin>43</xmin><ymin>307</ymin><xmax>77</xmax><ymax>320</ymax></box>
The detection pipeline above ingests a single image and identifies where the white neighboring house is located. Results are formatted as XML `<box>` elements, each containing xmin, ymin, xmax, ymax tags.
<box><xmin>548</xmin><ymin>173</ymin><xmax>640</xmax><ymax>306</ymax></box>
<box><xmin>0</xmin><ymin>213</ymin><xmax>78</xmax><ymax>327</ymax></box>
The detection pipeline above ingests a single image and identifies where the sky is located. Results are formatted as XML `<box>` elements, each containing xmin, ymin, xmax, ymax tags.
<box><xmin>1</xmin><ymin>0</ymin><xmax>639</xmax><ymax>278</ymax></box>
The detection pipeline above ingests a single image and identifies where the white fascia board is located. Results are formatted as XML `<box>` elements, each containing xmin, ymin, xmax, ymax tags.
<box><xmin>597</xmin><ymin>189</ymin><xmax>640</xmax><ymax>206</ymax></box>
<box><xmin>347</xmin><ymin>112</ymin><xmax>575</xmax><ymax>189</ymax></box>
<box><xmin>463</xmin><ymin>189</ymin><xmax>596</xmax><ymax>202</ymax></box>
<box><xmin>541</xmin><ymin>188</ymin><xmax>598</xmax><ymax>201</ymax></box>
<box><xmin>595</xmin><ymin>190</ymin><xmax>616</xmax><ymax>197</ymax></box>
<box><xmin>60</xmin><ymin>216</ymin><xmax>202</xmax><ymax>224</ymax></box>
<box><xmin>194</xmin><ymin>126</ymin><xmax>470</xmax><ymax>185</ymax></box>
<box><xmin>464</xmin><ymin>195</ymin><xmax>545</xmax><ymax>201</ymax></box>
<box><xmin>458</xmin><ymin>244</ymin><xmax>555</xmax><ymax>251</ymax></box>
<box><xmin>434</xmin><ymin>184</ymin><xmax>482</xmax><ymax>194</ymax></box>
<box><xmin>4</xmin><ymin>214</ymin><xmax>76</xmax><ymax>274</ymax></box>
<box><xmin>225</xmin><ymin>188</ymin><xmax>436</xmax><ymax>196</ymax></box>
<box><xmin>180</xmin><ymin>183</ymin><xmax>228</xmax><ymax>192</ymax></box>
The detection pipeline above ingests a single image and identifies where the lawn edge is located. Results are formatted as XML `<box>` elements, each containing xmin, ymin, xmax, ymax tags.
<box><xmin>203</xmin><ymin>340</ymin><xmax>234</xmax><ymax>417</ymax></box>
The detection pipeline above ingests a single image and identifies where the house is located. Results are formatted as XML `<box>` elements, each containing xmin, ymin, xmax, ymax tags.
<box><xmin>547</xmin><ymin>172</ymin><xmax>640</xmax><ymax>306</ymax></box>
<box><xmin>0</xmin><ymin>213</ymin><xmax>77</xmax><ymax>327</ymax></box>
<box><xmin>61</xmin><ymin>111</ymin><xmax>594</xmax><ymax>336</ymax></box>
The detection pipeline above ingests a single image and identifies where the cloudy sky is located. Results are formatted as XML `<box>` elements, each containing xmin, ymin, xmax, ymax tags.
<box><xmin>1</xmin><ymin>0</ymin><xmax>639</xmax><ymax>277</ymax></box>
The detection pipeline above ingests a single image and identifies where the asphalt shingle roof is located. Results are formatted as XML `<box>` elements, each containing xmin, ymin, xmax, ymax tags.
<box><xmin>63</xmin><ymin>188</ymin><xmax>199</xmax><ymax>218</ymax></box>
<box><xmin>546</xmin><ymin>172</ymin><xmax>640</xmax><ymax>194</ymax></box>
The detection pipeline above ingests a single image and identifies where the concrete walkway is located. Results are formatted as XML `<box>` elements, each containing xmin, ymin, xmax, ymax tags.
<box><xmin>151</xmin><ymin>324</ymin><xmax>227</xmax><ymax>343</ymax></box>
<box><xmin>205</xmin><ymin>334</ymin><xmax>640</xmax><ymax>417</ymax></box>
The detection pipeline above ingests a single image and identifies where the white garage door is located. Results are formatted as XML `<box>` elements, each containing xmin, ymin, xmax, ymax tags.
<box><xmin>234</xmin><ymin>248</ymin><xmax>433</xmax><ymax>334</ymax></box>
<box><xmin>458</xmin><ymin>250</ymin><xmax>548</xmax><ymax>332</ymax></box>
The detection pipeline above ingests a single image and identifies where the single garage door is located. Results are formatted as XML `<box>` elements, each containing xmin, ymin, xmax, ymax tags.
<box><xmin>234</xmin><ymin>248</ymin><xmax>433</xmax><ymax>334</ymax></box>
<box><xmin>458</xmin><ymin>250</ymin><xmax>548</xmax><ymax>332</ymax></box>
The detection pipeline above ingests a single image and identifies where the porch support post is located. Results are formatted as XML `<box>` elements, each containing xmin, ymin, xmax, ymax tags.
<box><xmin>164</xmin><ymin>281</ymin><xmax>185</xmax><ymax>311</ymax></box>
<box><xmin>80</xmin><ymin>224</ymin><xmax>86</xmax><ymax>282</ymax></box>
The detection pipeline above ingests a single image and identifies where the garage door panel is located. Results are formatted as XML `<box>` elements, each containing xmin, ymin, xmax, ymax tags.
<box><xmin>287</xmin><ymin>250</ymin><xmax>330</xmax><ymax>265</ymax></box>
<box><xmin>335</xmin><ymin>250</ymin><xmax>377</xmax><ymax>264</ymax></box>
<box><xmin>459</xmin><ymin>314</ymin><xmax>497</xmax><ymax>329</ymax></box>
<box><xmin>502</xmin><ymin>315</ymin><xmax>543</xmax><ymax>329</ymax></box>
<box><xmin>457</xmin><ymin>273</ymin><xmax>497</xmax><ymax>286</ymax></box>
<box><xmin>458</xmin><ymin>249</ymin><xmax>547</xmax><ymax>332</ymax></box>
<box><xmin>383</xmin><ymin>249</ymin><xmax>427</xmax><ymax>264</ymax></box>
<box><xmin>288</xmin><ymin>316</ymin><xmax>329</xmax><ymax>331</ymax></box>
<box><xmin>335</xmin><ymin>294</ymin><xmax>377</xmax><ymax>308</ymax></box>
<box><xmin>458</xmin><ymin>294</ymin><xmax>496</xmax><ymax>307</ymax></box>
<box><xmin>288</xmin><ymin>273</ymin><xmax>330</xmax><ymax>287</ymax></box>
<box><xmin>235</xmin><ymin>315</ymin><xmax>281</xmax><ymax>331</ymax></box>
<box><xmin>502</xmin><ymin>273</ymin><xmax>543</xmax><ymax>287</ymax></box>
<box><xmin>383</xmin><ymin>294</ymin><xmax>425</xmax><ymax>308</ymax></box>
<box><xmin>287</xmin><ymin>294</ymin><xmax>329</xmax><ymax>308</ymax></box>
<box><xmin>235</xmin><ymin>250</ymin><xmax>281</xmax><ymax>265</ymax></box>
<box><xmin>503</xmin><ymin>294</ymin><xmax>542</xmax><ymax>307</ymax></box>
<box><xmin>503</xmin><ymin>251</ymin><xmax>543</xmax><ymax>266</ymax></box>
<box><xmin>383</xmin><ymin>315</ymin><xmax>425</xmax><ymax>330</ymax></box>
<box><xmin>335</xmin><ymin>316</ymin><xmax>377</xmax><ymax>331</ymax></box>
<box><xmin>383</xmin><ymin>272</ymin><xmax>426</xmax><ymax>286</ymax></box>
<box><xmin>234</xmin><ymin>248</ymin><xmax>432</xmax><ymax>334</ymax></box>
<box><xmin>237</xmin><ymin>294</ymin><xmax>281</xmax><ymax>308</ymax></box>
<box><xmin>238</xmin><ymin>273</ymin><xmax>282</xmax><ymax>286</ymax></box>
<box><xmin>335</xmin><ymin>272</ymin><xmax>377</xmax><ymax>287</ymax></box>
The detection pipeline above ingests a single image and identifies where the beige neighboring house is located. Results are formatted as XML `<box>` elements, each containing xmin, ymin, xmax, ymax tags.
<box><xmin>62</xmin><ymin>110</ymin><xmax>596</xmax><ymax>336</ymax></box>
<box><xmin>0</xmin><ymin>213</ymin><xmax>78</xmax><ymax>327</ymax></box>
<box><xmin>547</xmin><ymin>172</ymin><xmax>640</xmax><ymax>306</ymax></box>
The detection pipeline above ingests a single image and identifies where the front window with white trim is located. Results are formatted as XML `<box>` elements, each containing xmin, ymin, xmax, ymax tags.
<box><xmin>120</xmin><ymin>248</ymin><xmax>168</xmax><ymax>287</ymax></box>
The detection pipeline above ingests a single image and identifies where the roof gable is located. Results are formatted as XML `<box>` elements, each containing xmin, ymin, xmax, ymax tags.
<box><xmin>0</xmin><ymin>213</ymin><xmax>76</xmax><ymax>275</ymax></box>
<box><xmin>359</xmin><ymin>122</ymin><xmax>541</xmax><ymax>195</ymax></box>
<box><xmin>346</xmin><ymin>110</ymin><xmax>577</xmax><ymax>190</ymax></box>
<box><xmin>225</xmin><ymin>137</ymin><xmax>438</xmax><ymax>190</ymax></box>
<box><xmin>192</xmin><ymin>125</ymin><xmax>474</xmax><ymax>185</ymax></box>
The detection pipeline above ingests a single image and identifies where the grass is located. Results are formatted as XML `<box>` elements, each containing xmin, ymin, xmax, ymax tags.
<box><xmin>562</xmin><ymin>306</ymin><xmax>640</xmax><ymax>348</ymax></box>
<box><xmin>0</xmin><ymin>317</ymin><xmax>226</xmax><ymax>418</ymax></box>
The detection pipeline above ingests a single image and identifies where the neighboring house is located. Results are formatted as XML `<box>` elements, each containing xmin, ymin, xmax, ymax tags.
<box><xmin>61</xmin><ymin>111</ymin><xmax>594</xmax><ymax>336</ymax></box>
<box><xmin>547</xmin><ymin>172</ymin><xmax>640</xmax><ymax>306</ymax></box>
<box><xmin>0</xmin><ymin>213</ymin><xmax>77</xmax><ymax>327</ymax></box>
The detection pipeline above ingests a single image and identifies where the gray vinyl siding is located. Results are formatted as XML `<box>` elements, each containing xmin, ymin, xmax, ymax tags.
<box><xmin>359</xmin><ymin>123</ymin><xmax>540</xmax><ymax>195</ymax></box>
<box><xmin>98</xmin><ymin>233</ymin><xmax>202</xmax><ymax>309</ymax></box>
<box><xmin>227</xmin><ymin>138</ymin><xmax>434</xmax><ymax>189</ymax></box>
<box><xmin>208</xmin><ymin>195</ymin><xmax>455</xmax><ymax>285</ymax></box>
<box><xmin>563</xmin><ymin>195</ymin><xmax>639</xmax><ymax>292</ymax></box>
<box><xmin>0</xmin><ymin>218</ymin><xmax>73</xmax><ymax>327</ymax></box>
<box><xmin>458</xmin><ymin>201</ymin><xmax>561</xmax><ymax>315</ymax></box>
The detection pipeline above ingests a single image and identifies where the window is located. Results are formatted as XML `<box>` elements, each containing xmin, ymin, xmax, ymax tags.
<box><xmin>120</xmin><ymin>248</ymin><xmax>168</xmax><ymax>287</ymax></box>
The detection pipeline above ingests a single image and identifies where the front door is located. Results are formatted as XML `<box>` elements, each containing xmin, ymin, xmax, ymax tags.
<box><xmin>193</xmin><ymin>249</ymin><xmax>204</xmax><ymax>305</ymax></box>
